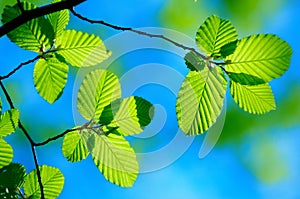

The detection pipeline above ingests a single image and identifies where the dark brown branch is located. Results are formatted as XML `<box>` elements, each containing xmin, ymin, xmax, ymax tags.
<box><xmin>0</xmin><ymin>0</ymin><xmax>86</xmax><ymax>38</ymax></box>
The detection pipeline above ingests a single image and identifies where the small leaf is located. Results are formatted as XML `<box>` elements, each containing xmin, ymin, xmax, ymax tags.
<box><xmin>62</xmin><ymin>129</ymin><xmax>90</xmax><ymax>162</ymax></box>
<box><xmin>77</xmin><ymin>69</ymin><xmax>121</xmax><ymax>121</ymax></box>
<box><xmin>196</xmin><ymin>14</ymin><xmax>237</xmax><ymax>59</ymax></box>
<box><xmin>33</xmin><ymin>56</ymin><xmax>68</xmax><ymax>103</ymax></box>
<box><xmin>0</xmin><ymin>109</ymin><xmax>19</xmax><ymax>137</ymax></box>
<box><xmin>1</xmin><ymin>2</ymin><xmax>54</xmax><ymax>52</ymax></box>
<box><xmin>0</xmin><ymin>163</ymin><xmax>26</xmax><ymax>189</ymax></box>
<box><xmin>105</xmin><ymin>96</ymin><xmax>154</xmax><ymax>136</ymax></box>
<box><xmin>56</xmin><ymin>30</ymin><xmax>111</xmax><ymax>67</ymax></box>
<box><xmin>225</xmin><ymin>34</ymin><xmax>292</xmax><ymax>82</ymax></box>
<box><xmin>227</xmin><ymin>72</ymin><xmax>265</xmax><ymax>85</ymax></box>
<box><xmin>184</xmin><ymin>51</ymin><xmax>206</xmax><ymax>71</ymax></box>
<box><xmin>230</xmin><ymin>81</ymin><xmax>276</xmax><ymax>114</ymax></box>
<box><xmin>48</xmin><ymin>0</ymin><xmax>69</xmax><ymax>38</ymax></box>
<box><xmin>176</xmin><ymin>66</ymin><xmax>227</xmax><ymax>135</ymax></box>
<box><xmin>0</xmin><ymin>139</ymin><xmax>13</xmax><ymax>169</ymax></box>
<box><xmin>91</xmin><ymin>134</ymin><xmax>138</xmax><ymax>187</ymax></box>
<box><xmin>219</xmin><ymin>40</ymin><xmax>237</xmax><ymax>58</ymax></box>
<box><xmin>24</xmin><ymin>165</ymin><xmax>64</xmax><ymax>199</ymax></box>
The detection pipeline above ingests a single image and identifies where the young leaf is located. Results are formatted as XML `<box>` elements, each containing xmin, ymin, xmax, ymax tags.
<box><xmin>176</xmin><ymin>67</ymin><xmax>227</xmax><ymax>135</ymax></box>
<box><xmin>0</xmin><ymin>109</ymin><xmax>19</xmax><ymax>137</ymax></box>
<box><xmin>33</xmin><ymin>57</ymin><xmax>68</xmax><ymax>104</ymax></box>
<box><xmin>77</xmin><ymin>69</ymin><xmax>121</xmax><ymax>121</ymax></box>
<box><xmin>225</xmin><ymin>34</ymin><xmax>292</xmax><ymax>82</ymax></box>
<box><xmin>104</xmin><ymin>96</ymin><xmax>154</xmax><ymax>136</ymax></box>
<box><xmin>62</xmin><ymin>129</ymin><xmax>90</xmax><ymax>162</ymax></box>
<box><xmin>1</xmin><ymin>2</ymin><xmax>54</xmax><ymax>52</ymax></box>
<box><xmin>91</xmin><ymin>134</ymin><xmax>138</xmax><ymax>187</ymax></box>
<box><xmin>196</xmin><ymin>14</ymin><xmax>237</xmax><ymax>59</ymax></box>
<box><xmin>0</xmin><ymin>139</ymin><xmax>13</xmax><ymax>169</ymax></box>
<box><xmin>48</xmin><ymin>0</ymin><xmax>70</xmax><ymax>38</ymax></box>
<box><xmin>56</xmin><ymin>30</ymin><xmax>111</xmax><ymax>67</ymax></box>
<box><xmin>230</xmin><ymin>81</ymin><xmax>276</xmax><ymax>114</ymax></box>
<box><xmin>0</xmin><ymin>163</ymin><xmax>26</xmax><ymax>189</ymax></box>
<box><xmin>24</xmin><ymin>165</ymin><xmax>64</xmax><ymax>199</ymax></box>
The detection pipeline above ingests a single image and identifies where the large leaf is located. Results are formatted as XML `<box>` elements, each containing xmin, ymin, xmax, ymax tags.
<box><xmin>225</xmin><ymin>34</ymin><xmax>292</xmax><ymax>82</ymax></box>
<box><xmin>33</xmin><ymin>56</ymin><xmax>68</xmax><ymax>103</ymax></box>
<box><xmin>176</xmin><ymin>67</ymin><xmax>227</xmax><ymax>135</ymax></box>
<box><xmin>196</xmin><ymin>14</ymin><xmax>237</xmax><ymax>59</ymax></box>
<box><xmin>104</xmin><ymin>96</ymin><xmax>154</xmax><ymax>136</ymax></box>
<box><xmin>230</xmin><ymin>81</ymin><xmax>276</xmax><ymax>114</ymax></box>
<box><xmin>77</xmin><ymin>69</ymin><xmax>121</xmax><ymax>121</ymax></box>
<box><xmin>227</xmin><ymin>72</ymin><xmax>265</xmax><ymax>85</ymax></box>
<box><xmin>91</xmin><ymin>134</ymin><xmax>138</xmax><ymax>187</ymax></box>
<box><xmin>24</xmin><ymin>165</ymin><xmax>64</xmax><ymax>199</ymax></box>
<box><xmin>0</xmin><ymin>139</ymin><xmax>13</xmax><ymax>169</ymax></box>
<box><xmin>48</xmin><ymin>0</ymin><xmax>69</xmax><ymax>38</ymax></box>
<box><xmin>62</xmin><ymin>129</ymin><xmax>90</xmax><ymax>162</ymax></box>
<box><xmin>56</xmin><ymin>30</ymin><xmax>111</xmax><ymax>67</ymax></box>
<box><xmin>0</xmin><ymin>109</ymin><xmax>19</xmax><ymax>137</ymax></box>
<box><xmin>1</xmin><ymin>2</ymin><xmax>54</xmax><ymax>52</ymax></box>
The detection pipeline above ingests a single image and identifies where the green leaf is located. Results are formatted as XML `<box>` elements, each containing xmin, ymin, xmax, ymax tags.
<box><xmin>105</xmin><ymin>96</ymin><xmax>154</xmax><ymax>136</ymax></box>
<box><xmin>33</xmin><ymin>56</ymin><xmax>68</xmax><ymax>103</ymax></box>
<box><xmin>48</xmin><ymin>0</ymin><xmax>69</xmax><ymax>38</ymax></box>
<box><xmin>0</xmin><ymin>139</ymin><xmax>13</xmax><ymax>169</ymax></box>
<box><xmin>91</xmin><ymin>134</ymin><xmax>138</xmax><ymax>187</ymax></box>
<box><xmin>184</xmin><ymin>51</ymin><xmax>206</xmax><ymax>71</ymax></box>
<box><xmin>227</xmin><ymin>72</ymin><xmax>265</xmax><ymax>85</ymax></box>
<box><xmin>0</xmin><ymin>163</ymin><xmax>26</xmax><ymax>189</ymax></box>
<box><xmin>219</xmin><ymin>40</ymin><xmax>238</xmax><ymax>58</ymax></box>
<box><xmin>230</xmin><ymin>81</ymin><xmax>276</xmax><ymax>114</ymax></box>
<box><xmin>56</xmin><ymin>30</ymin><xmax>111</xmax><ymax>67</ymax></box>
<box><xmin>176</xmin><ymin>66</ymin><xmax>227</xmax><ymax>135</ymax></box>
<box><xmin>0</xmin><ymin>109</ymin><xmax>19</xmax><ymax>137</ymax></box>
<box><xmin>196</xmin><ymin>14</ymin><xmax>237</xmax><ymax>59</ymax></box>
<box><xmin>24</xmin><ymin>165</ymin><xmax>64</xmax><ymax>199</ymax></box>
<box><xmin>62</xmin><ymin>129</ymin><xmax>90</xmax><ymax>162</ymax></box>
<box><xmin>77</xmin><ymin>69</ymin><xmax>121</xmax><ymax>121</ymax></box>
<box><xmin>225</xmin><ymin>34</ymin><xmax>292</xmax><ymax>82</ymax></box>
<box><xmin>1</xmin><ymin>2</ymin><xmax>54</xmax><ymax>52</ymax></box>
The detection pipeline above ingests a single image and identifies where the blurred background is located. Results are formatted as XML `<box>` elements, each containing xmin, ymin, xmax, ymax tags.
<box><xmin>0</xmin><ymin>0</ymin><xmax>299</xmax><ymax>198</ymax></box>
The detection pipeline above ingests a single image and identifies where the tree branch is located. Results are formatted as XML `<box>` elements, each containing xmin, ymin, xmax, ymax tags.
<box><xmin>0</xmin><ymin>0</ymin><xmax>86</xmax><ymax>38</ymax></box>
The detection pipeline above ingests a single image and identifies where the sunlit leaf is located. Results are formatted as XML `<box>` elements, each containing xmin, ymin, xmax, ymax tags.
<box><xmin>1</xmin><ymin>2</ymin><xmax>54</xmax><ymax>52</ymax></box>
<box><xmin>0</xmin><ymin>163</ymin><xmax>26</xmax><ymax>189</ymax></box>
<box><xmin>0</xmin><ymin>109</ymin><xmax>19</xmax><ymax>137</ymax></box>
<box><xmin>225</xmin><ymin>34</ymin><xmax>292</xmax><ymax>82</ymax></box>
<box><xmin>0</xmin><ymin>139</ymin><xmax>13</xmax><ymax>169</ymax></box>
<box><xmin>33</xmin><ymin>56</ymin><xmax>68</xmax><ymax>103</ymax></box>
<box><xmin>91</xmin><ymin>134</ymin><xmax>138</xmax><ymax>187</ymax></box>
<box><xmin>227</xmin><ymin>72</ymin><xmax>265</xmax><ymax>85</ymax></box>
<box><xmin>48</xmin><ymin>0</ymin><xmax>69</xmax><ymax>38</ymax></box>
<box><xmin>230</xmin><ymin>81</ymin><xmax>276</xmax><ymax>114</ymax></box>
<box><xmin>196</xmin><ymin>14</ymin><xmax>237</xmax><ymax>59</ymax></box>
<box><xmin>77</xmin><ymin>69</ymin><xmax>121</xmax><ymax>121</ymax></box>
<box><xmin>176</xmin><ymin>65</ymin><xmax>227</xmax><ymax>135</ymax></box>
<box><xmin>56</xmin><ymin>30</ymin><xmax>111</xmax><ymax>67</ymax></box>
<box><xmin>62</xmin><ymin>129</ymin><xmax>90</xmax><ymax>162</ymax></box>
<box><xmin>24</xmin><ymin>165</ymin><xmax>64</xmax><ymax>199</ymax></box>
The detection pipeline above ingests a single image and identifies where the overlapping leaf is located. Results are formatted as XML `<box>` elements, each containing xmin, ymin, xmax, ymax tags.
<box><xmin>77</xmin><ymin>69</ymin><xmax>121</xmax><ymax>121</ymax></box>
<box><xmin>48</xmin><ymin>0</ymin><xmax>69</xmax><ymax>38</ymax></box>
<box><xmin>91</xmin><ymin>133</ymin><xmax>138</xmax><ymax>187</ymax></box>
<box><xmin>0</xmin><ymin>139</ymin><xmax>13</xmax><ymax>169</ymax></box>
<box><xmin>1</xmin><ymin>2</ymin><xmax>54</xmax><ymax>52</ymax></box>
<box><xmin>56</xmin><ymin>30</ymin><xmax>111</xmax><ymax>67</ymax></box>
<box><xmin>230</xmin><ymin>81</ymin><xmax>276</xmax><ymax>114</ymax></box>
<box><xmin>0</xmin><ymin>109</ymin><xmax>19</xmax><ymax>137</ymax></box>
<box><xmin>196</xmin><ymin>14</ymin><xmax>237</xmax><ymax>59</ymax></box>
<box><xmin>24</xmin><ymin>165</ymin><xmax>64</xmax><ymax>199</ymax></box>
<box><xmin>225</xmin><ymin>34</ymin><xmax>292</xmax><ymax>83</ymax></box>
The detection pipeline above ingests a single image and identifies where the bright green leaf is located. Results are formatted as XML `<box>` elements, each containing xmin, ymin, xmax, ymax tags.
<box><xmin>77</xmin><ymin>69</ymin><xmax>121</xmax><ymax>121</ymax></box>
<box><xmin>62</xmin><ymin>129</ymin><xmax>90</xmax><ymax>162</ymax></box>
<box><xmin>230</xmin><ymin>81</ymin><xmax>276</xmax><ymax>114</ymax></box>
<box><xmin>227</xmin><ymin>72</ymin><xmax>265</xmax><ymax>85</ymax></box>
<box><xmin>24</xmin><ymin>165</ymin><xmax>64</xmax><ymax>199</ymax></box>
<box><xmin>48</xmin><ymin>0</ymin><xmax>69</xmax><ymax>38</ymax></box>
<box><xmin>196</xmin><ymin>14</ymin><xmax>237</xmax><ymax>59</ymax></box>
<box><xmin>225</xmin><ymin>34</ymin><xmax>292</xmax><ymax>82</ymax></box>
<box><xmin>91</xmin><ymin>134</ymin><xmax>138</xmax><ymax>187</ymax></box>
<box><xmin>0</xmin><ymin>139</ymin><xmax>13</xmax><ymax>169</ymax></box>
<box><xmin>0</xmin><ymin>109</ymin><xmax>19</xmax><ymax>137</ymax></box>
<box><xmin>1</xmin><ymin>2</ymin><xmax>54</xmax><ymax>52</ymax></box>
<box><xmin>184</xmin><ymin>51</ymin><xmax>206</xmax><ymax>71</ymax></box>
<box><xmin>176</xmin><ymin>66</ymin><xmax>227</xmax><ymax>135</ymax></box>
<box><xmin>105</xmin><ymin>96</ymin><xmax>154</xmax><ymax>136</ymax></box>
<box><xmin>33</xmin><ymin>56</ymin><xmax>68</xmax><ymax>103</ymax></box>
<box><xmin>0</xmin><ymin>163</ymin><xmax>26</xmax><ymax>189</ymax></box>
<box><xmin>56</xmin><ymin>30</ymin><xmax>111</xmax><ymax>67</ymax></box>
